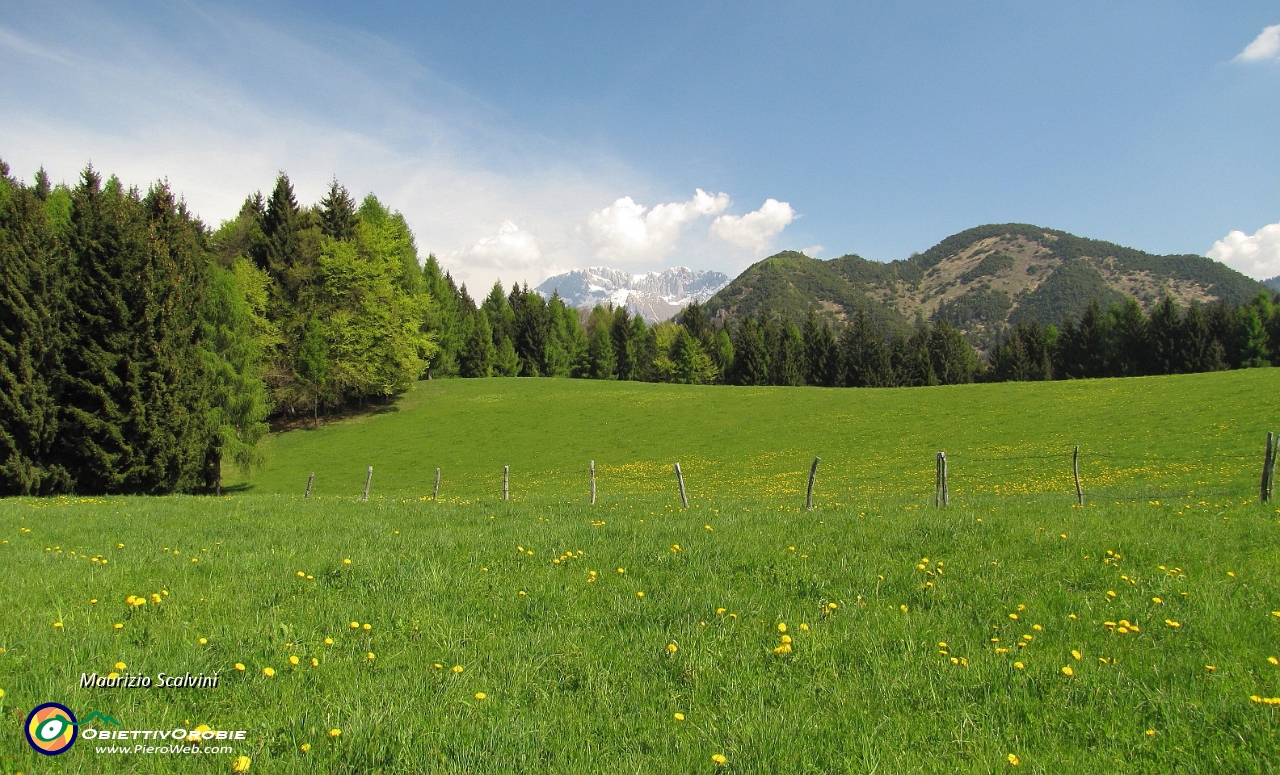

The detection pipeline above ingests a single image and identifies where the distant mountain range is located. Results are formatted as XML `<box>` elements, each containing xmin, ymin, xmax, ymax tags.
<box><xmin>1265</xmin><ymin>275</ymin><xmax>1280</xmax><ymax>291</ymax></box>
<box><xmin>535</xmin><ymin>266</ymin><xmax>730</xmax><ymax>322</ymax></box>
<box><xmin>703</xmin><ymin>223</ymin><xmax>1267</xmax><ymax>349</ymax></box>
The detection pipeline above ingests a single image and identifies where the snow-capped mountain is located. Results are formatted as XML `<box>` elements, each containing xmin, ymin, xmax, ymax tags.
<box><xmin>535</xmin><ymin>267</ymin><xmax>730</xmax><ymax>322</ymax></box>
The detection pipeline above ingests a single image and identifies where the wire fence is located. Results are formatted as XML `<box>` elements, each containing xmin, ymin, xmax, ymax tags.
<box><xmin>294</xmin><ymin>436</ymin><xmax>1278</xmax><ymax>509</ymax></box>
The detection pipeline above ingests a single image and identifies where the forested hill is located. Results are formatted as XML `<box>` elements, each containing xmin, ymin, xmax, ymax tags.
<box><xmin>705</xmin><ymin>224</ymin><xmax>1265</xmax><ymax>348</ymax></box>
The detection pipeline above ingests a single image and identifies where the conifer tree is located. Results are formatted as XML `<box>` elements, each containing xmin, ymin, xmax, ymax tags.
<box><xmin>0</xmin><ymin>162</ymin><xmax>72</xmax><ymax>494</ymax></box>
<box><xmin>730</xmin><ymin>317</ymin><xmax>770</xmax><ymax>386</ymax></box>
<box><xmin>460</xmin><ymin>309</ymin><xmax>496</xmax><ymax>378</ymax></box>
<box><xmin>317</xmin><ymin>179</ymin><xmax>358</xmax><ymax>241</ymax></box>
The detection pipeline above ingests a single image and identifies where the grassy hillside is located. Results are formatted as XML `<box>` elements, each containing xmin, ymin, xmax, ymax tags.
<box><xmin>4</xmin><ymin>371</ymin><xmax>1279</xmax><ymax>773</ymax></box>
<box><xmin>231</xmin><ymin>370</ymin><xmax>1276</xmax><ymax>506</ymax></box>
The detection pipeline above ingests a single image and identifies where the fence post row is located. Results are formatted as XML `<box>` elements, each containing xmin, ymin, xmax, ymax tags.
<box><xmin>503</xmin><ymin>465</ymin><xmax>510</xmax><ymax>501</ymax></box>
<box><xmin>304</xmin><ymin>472</ymin><xmax>314</xmax><ymax>499</ymax></box>
<box><xmin>1073</xmin><ymin>445</ymin><xmax>1084</xmax><ymax>506</ymax></box>
<box><xmin>806</xmin><ymin>457</ymin><xmax>821</xmax><ymax>511</ymax></box>
<box><xmin>1263</xmin><ymin>432</ymin><xmax>1276</xmax><ymax>503</ymax></box>
<box><xmin>590</xmin><ymin>460</ymin><xmax>597</xmax><ymax>505</ymax></box>
<box><xmin>433</xmin><ymin>467</ymin><xmax>441</xmax><ymax>500</ymax></box>
<box><xmin>674</xmin><ymin>462</ymin><xmax>689</xmax><ymax>509</ymax></box>
<box><xmin>362</xmin><ymin>466</ymin><xmax>373</xmax><ymax>502</ymax></box>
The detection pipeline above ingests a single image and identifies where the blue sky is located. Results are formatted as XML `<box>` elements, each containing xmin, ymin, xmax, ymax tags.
<box><xmin>2</xmin><ymin>1</ymin><xmax>1278</xmax><ymax>291</ymax></box>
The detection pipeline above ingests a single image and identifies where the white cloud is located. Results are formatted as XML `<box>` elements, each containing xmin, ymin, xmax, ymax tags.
<box><xmin>801</xmin><ymin>245</ymin><xmax>824</xmax><ymax>257</ymax></box>
<box><xmin>585</xmin><ymin>189</ymin><xmax>730</xmax><ymax>264</ymax></box>
<box><xmin>1235</xmin><ymin>24</ymin><xmax>1280</xmax><ymax>62</ymax></box>
<box><xmin>445</xmin><ymin>221</ymin><xmax>548</xmax><ymax>290</ymax></box>
<box><xmin>1207</xmin><ymin>222</ymin><xmax>1280</xmax><ymax>280</ymax></box>
<box><xmin>710</xmin><ymin>198</ymin><xmax>797</xmax><ymax>253</ymax></box>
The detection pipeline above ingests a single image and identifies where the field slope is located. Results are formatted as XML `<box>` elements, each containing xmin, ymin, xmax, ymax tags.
<box><xmin>2</xmin><ymin>370</ymin><xmax>1279</xmax><ymax>774</ymax></box>
<box><xmin>233</xmin><ymin>369</ymin><xmax>1276</xmax><ymax>507</ymax></box>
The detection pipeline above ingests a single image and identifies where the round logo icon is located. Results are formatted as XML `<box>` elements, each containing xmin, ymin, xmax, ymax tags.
<box><xmin>25</xmin><ymin>702</ymin><xmax>78</xmax><ymax>755</ymax></box>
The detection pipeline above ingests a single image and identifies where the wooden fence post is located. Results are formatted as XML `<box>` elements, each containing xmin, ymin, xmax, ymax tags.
<box><xmin>936</xmin><ymin>450</ymin><xmax>947</xmax><ymax>504</ymax></box>
<box><xmin>674</xmin><ymin>463</ymin><xmax>688</xmax><ymax>508</ymax></box>
<box><xmin>1073</xmin><ymin>445</ymin><xmax>1083</xmax><ymax>506</ymax></box>
<box><xmin>433</xmin><ymin>468</ymin><xmax>441</xmax><ymax>500</ymax></box>
<box><xmin>362</xmin><ymin>466</ymin><xmax>373</xmax><ymax>502</ymax></box>
<box><xmin>935</xmin><ymin>452</ymin><xmax>948</xmax><ymax>507</ymax></box>
<box><xmin>1263</xmin><ymin>432</ymin><xmax>1276</xmax><ymax>503</ymax></box>
<box><xmin>934</xmin><ymin>452</ymin><xmax>942</xmax><ymax>508</ymax></box>
<box><xmin>590</xmin><ymin>460</ymin><xmax>596</xmax><ymax>505</ymax></box>
<box><xmin>304</xmin><ymin>472</ymin><xmax>314</xmax><ymax>499</ymax></box>
<box><xmin>503</xmin><ymin>465</ymin><xmax>510</xmax><ymax>501</ymax></box>
<box><xmin>806</xmin><ymin>457</ymin><xmax>821</xmax><ymax>511</ymax></box>
<box><xmin>1270</xmin><ymin>432</ymin><xmax>1278</xmax><ymax>502</ymax></box>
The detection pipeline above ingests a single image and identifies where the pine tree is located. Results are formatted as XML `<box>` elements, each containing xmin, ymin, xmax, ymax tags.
<box><xmin>588</xmin><ymin>315</ymin><xmax>618</xmax><ymax>380</ymax></box>
<box><xmin>730</xmin><ymin>317</ymin><xmax>770</xmax><ymax>386</ymax></box>
<box><xmin>803</xmin><ymin>310</ymin><xmax>837</xmax><ymax>387</ymax></box>
<box><xmin>1146</xmin><ymin>296</ymin><xmax>1181</xmax><ymax>375</ymax></box>
<box><xmin>460</xmin><ymin>310</ymin><xmax>496</xmax><ymax>378</ymax></box>
<box><xmin>928</xmin><ymin>320</ymin><xmax>978</xmax><ymax>384</ymax></box>
<box><xmin>611</xmin><ymin>307</ymin><xmax>637</xmax><ymax>380</ymax></box>
<box><xmin>0</xmin><ymin>163</ymin><xmax>72</xmax><ymax>494</ymax></box>
<box><xmin>317</xmin><ymin>178</ymin><xmax>357</xmax><ymax>241</ymax></box>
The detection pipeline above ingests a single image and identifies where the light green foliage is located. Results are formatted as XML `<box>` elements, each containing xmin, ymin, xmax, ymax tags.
<box><xmin>315</xmin><ymin>214</ymin><xmax>437</xmax><ymax>398</ymax></box>
<box><xmin>4</xmin><ymin>369</ymin><xmax>1279</xmax><ymax>773</ymax></box>
<box><xmin>201</xmin><ymin>260</ymin><xmax>274</xmax><ymax>487</ymax></box>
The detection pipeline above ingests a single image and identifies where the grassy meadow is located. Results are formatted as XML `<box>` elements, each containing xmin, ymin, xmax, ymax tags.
<box><xmin>2</xmin><ymin>370</ymin><xmax>1280</xmax><ymax>773</ymax></box>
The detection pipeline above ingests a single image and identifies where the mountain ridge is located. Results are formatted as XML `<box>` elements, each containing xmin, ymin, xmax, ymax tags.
<box><xmin>704</xmin><ymin>223</ymin><xmax>1267</xmax><ymax>348</ymax></box>
<box><xmin>535</xmin><ymin>266</ymin><xmax>730</xmax><ymax>322</ymax></box>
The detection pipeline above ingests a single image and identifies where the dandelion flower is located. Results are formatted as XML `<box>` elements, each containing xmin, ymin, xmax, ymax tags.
<box><xmin>343</xmin><ymin>559</ymin><xmax>351</xmax><ymax>565</ymax></box>
<box><xmin>716</xmin><ymin>608</ymin><xmax>727</xmax><ymax>615</ymax></box>
<box><xmin>289</xmin><ymin>656</ymin><xmax>300</xmax><ymax>666</ymax></box>
<box><xmin>362</xmin><ymin>623</ymin><xmax>371</xmax><ymax>631</ymax></box>
<box><xmin>617</xmin><ymin>568</ymin><xmax>625</xmax><ymax>574</ymax></box>
<box><xmin>780</xmin><ymin>635</ymin><xmax>792</xmax><ymax>644</ymax></box>
<box><xmin>234</xmin><ymin>663</ymin><xmax>245</xmax><ymax>672</ymax></box>
<box><xmin>311</xmin><ymin>658</ymin><xmax>319</xmax><ymax>666</ymax></box>
<box><xmin>474</xmin><ymin>692</ymin><xmax>487</xmax><ymax>700</ymax></box>
<box><xmin>637</xmin><ymin>591</ymin><xmax>644</xmax><ymax>598</ymax></box>
<box><xmin>1014</xmin><ymin>662</ymin><xmax>1025</xmax><ymax>670</ymax></box>
<box><xmin>900</xmin><ymin>605</ymin><xmax>909</xmax><ymax>613</ymax></box>
<box><xmin>232</xmin><ymin>755</ymin><xmax>252</xmax><ymax>772</ymax></box>
<box><xmin>1206</xmin><ymin>665</ymin><xmax>1216</xmax><ymax>671</ymax></box>
<box><xmin>262</xmin><ymin>667</ymin><xmax>275</xmax><ymax>677</ymax></box>
<box><xmin>324</xmin><ymin>638</ymin><xmax>334</xmax><ymax>645</ymax></box>
<box><xmin>199</xmin><ymin>638</ymin><xmax>208</xmax><ymax>645</ymax></box>
<box><xmin>366</xmin><ymin>652</ymin><xmax>375</xmax><ymax>660</ymax></box>
<box><xmin>1165</xmin><ymin>620</ymin><xmax>1181</xmax><ymax>628</ymax></box>
<box><xmin>827</xmin><ymin>603</ymin><xmax>838</xmax><ymax>611</ymax></box>
<box><xmin>1072</xmin><ymin>650</ymin><xmax>1082</xmax><ymax>661</ymax></box>
<box><xmin>1145</xmin><ymin>729</ymin><xmax>1156</xmax><ymax>737</ymax></box>
<box><xmin>300</xmin><ymin>743</ymin><xmax>311</xmax><ymax>752</ymax></box>
<box><xmin>296</xmin><ymin>571</ymin><xmax>305</xmax><ymax>578</ymax></box>
<box><xmin>1007</xmin><ymin>753</ymin><xmax>1020</xmax><ymax>766</ymax></box>
<box><xmin>53</xmin><ymin>622</ymin><xmax>63</xmax><ymax>628</ymax></box>
<box><xmin>451</xmin><ymin>665</ymin><xmax>464</xmax><ymax>673</ymax></box>
<box><xmin>1061</xmin><ymin>666</ymin><xmax>1074</xmax><ymax>676</ymax></box>
<box><xmin>777</xmin><ymin>623</ymin><xmax>787</xmax><ymax>633</ymax></box>
<box><xmin>1268</xmin><ymin>657</ymin><xmax>1279</xmax><ymax>665</ymax></box>
<box><xmin>667</xmin><ymin>643</ymin><xmax>678</xmax><ymax>653</ymax></box>
<box><xmin>673</xmin><ymin>713</ymin><xmax>685</xmax><ymax>721</ymax></box>
<box><xmin>1032</xmin><ymin>624</ymin><xmax>1043</xmax><ymax>632</ymax></box>
<box><xmin>711</xmin><ymin>754</ymin><xmax>728</xmax><ymax>765</ymax></box>
<box><xmin>1152</xmin><ymin>597</ymin><xmax>1162</xmax><ymax>604</ymax></box>
<box><xmin>1008</xmin><ymin>613</ymin><xmax>1019</xmax><ymax>620</ymax></box>
<box><xmin>328</xmin><ymin>728</ymin><xmax>341</xmax><ymax>737</ymax></box>
<box><xmin>114</xmin><ymin>661</ymin><xmax>127</xmax><ymax>670</ymax></box>
<box><xmin>799</xmin><ymin>623</ymin><xmax>809</xmax><ymax>631</ymax></box>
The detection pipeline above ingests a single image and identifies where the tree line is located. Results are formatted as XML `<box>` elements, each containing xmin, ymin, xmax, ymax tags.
<box><xmin>4</xmin><ymin>160</ymin><xmax>1279</xmax><ymax>495</ymax></box>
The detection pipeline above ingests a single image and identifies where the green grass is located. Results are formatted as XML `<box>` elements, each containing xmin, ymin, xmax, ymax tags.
<box><xmin>3</xmin><ymin>370</ymin><xmax>1280</xmax><ymax>773</ymax></box>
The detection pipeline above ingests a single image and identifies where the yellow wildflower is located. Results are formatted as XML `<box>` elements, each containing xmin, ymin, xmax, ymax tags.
<box><xmin>232</xmin><ymin>755</ymin><xmax>252</xmax><ymax>772</ymax></box>
<box><xmin>262</xmin><ymin>667</ymin><xmax>275</xmax><ymax>677</ymax></box>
